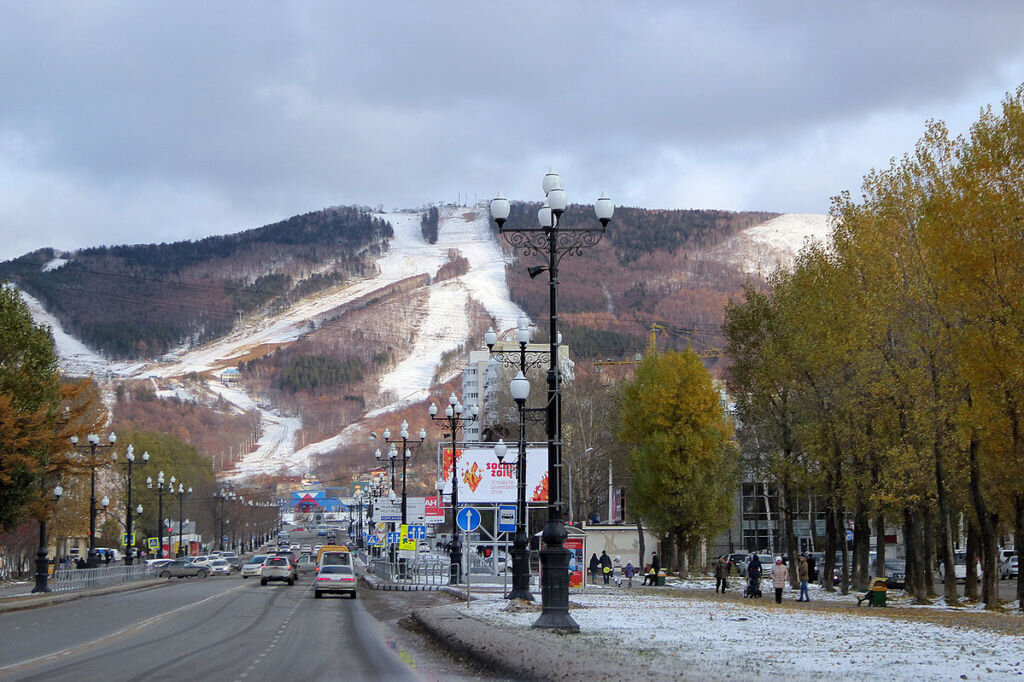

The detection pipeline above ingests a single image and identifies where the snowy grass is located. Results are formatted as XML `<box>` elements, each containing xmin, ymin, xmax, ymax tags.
<box><xmin>458</xmin><ymin>590</ymin><xmax>1024</xmax><ymax>680</ymax></box>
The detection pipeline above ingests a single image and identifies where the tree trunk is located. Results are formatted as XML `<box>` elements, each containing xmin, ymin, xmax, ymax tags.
<box><xmin>839</xmin><ymin>508</ymin><xmax>850</xmax><ymax>596</ymax></box>
<box><xmin>781</xmin><ymin>483</ymin><xmax>800</xmax><ymax>588</ymax></box>
<box><xmin>874</xmin><ymin>510</ymin><xmax>885</xmax><ymax>585</ymax></box>
<box><xmin>929</xmin><ymin>361</ymin><xmax>958</xmax><ymax>603</ymax></box>
<box><xmin>965</xmin><ymin>517</ymin><xmax>980</xmax><ymax>601</ymax></box>
<box><xmin>903</xmin><ymin>507</ymin><xmax>920</xmax><ymax>600</ymax></box>
<box><xmin>853</xmin><ymin>503</ymin><xmax>870</xmax><ymax>591</ymax></box>
<box><xmin>923</xmin><ymin>506</ymin><xmax>938</xmax><ymax>597</ymax></box>
<box><xmin>967</xmin><ymin>433</ymin><xmax>1000</xmax><ymax>608</ymax></box>
<box><xmin>823</xmin><ymin>481</ymin><xmax>837</xmax><ymax>593</ymax></box>
<box><xmin>1016</xmin><ymin>494</ymin><xmax>1024</xmax><ymax>612</ymax></box>
<box><xmin>637</xmin><ymin>518</ymin><xmax>645</xmax><ymax>570</ymax></box>
<box><xmin>809</xmin><ymin>494</ymin><xmax>820</xmax><ymax>553</ymax></box>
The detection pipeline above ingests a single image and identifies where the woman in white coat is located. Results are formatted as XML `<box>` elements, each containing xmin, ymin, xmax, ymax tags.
<box><xmin>770</xmin><ymin>557</ymin><xmax>788</xmax><ymax>604</ymax></box>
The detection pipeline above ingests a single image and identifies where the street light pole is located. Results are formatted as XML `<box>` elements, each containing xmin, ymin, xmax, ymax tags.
<box><xmin>176</xmin><ymin>483</ymin><xmax>190</xmax><ymax>556</ymax></box>
<box><xmin>429</xmin><ymin>393</ymin><xmax>478</xmax><ymax>584</ymax></box>
<box><xmin>114</xmin><ymin>445</ymin><xmax>148</xmax><ymax>565</ymax></box>
<box><xmin>70</xmin><ymin>432</ymin><xmax>117</xmax><ymax>568</ymax></box>
<box><xmin>491</xmin><ymin>172</ymin><xmax>613</xmax><ymax>631</ymax></box>
<box><xmin>376</xmin><ymin>422</ymin><xmax>427</xmax><ymax>526</ymax></box>
<box><xmin>148</xmin><ymin>472</ymin><xmax>167</xmax><ymax>558</ymax></box>
<box><xmin>31</xmin><ymin>484</ymin><xmax>64</xmax><ymax>593</ymax></box>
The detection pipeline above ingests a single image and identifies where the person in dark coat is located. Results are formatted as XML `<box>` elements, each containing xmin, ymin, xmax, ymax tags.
<box><xmin>714</xmin><ymin>556</ymin><xmax>728</xmax><ymax>593</ymax></box>
<box><xmin>588</xmin><ymin>553</ymin><xmax>600</xmax><ymax>584</ymax></box>
<box><xmin>651</xmin><ymin>552</ymin><xmax>660</xmax><ymax>573</ymax></box>
<box><xmin>599</xmin><ymin>551</ymin><xmax>612</xmax><ymax>584</ymax></box>
<box><xmin>745</xmin><ymin>553</ymin><xmax>762</xmax><ymax>598</ymax></box>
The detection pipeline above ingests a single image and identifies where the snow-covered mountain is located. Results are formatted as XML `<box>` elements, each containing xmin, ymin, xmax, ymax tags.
<box><xmin>18</xmin><ymin>208</ymin><xmax>827</xmax><ymax>480</ymax></box>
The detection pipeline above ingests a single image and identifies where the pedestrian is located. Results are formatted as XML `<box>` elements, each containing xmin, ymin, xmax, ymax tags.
<box><xmin>745</xmin><ymin>553</ymin><xmax>762</xmax><ymax>598</ymax></box>
<box><xmin>797</xmin><ymin>554</ymin><xmax>810</xmax><ymax>602</ymax></box>
<box><xmin>806</xmin><ymin>553</ymin><xmax>818</xmax><ymax>583</ymax></box>
<box><xmin>771</xmin><ymin>556</ymin><xmax>788</xmax><ymax>603</ymax></box>
<box><xmin>646</xmin><ymin>565</ymin><xmax>657</xmax><ymax>586</ymax></box>
<box><xmin>624</xmin><ymin>562</ymin><xmax>635</xmax><ymax>588</ymax></box>
<box><xmin>600</xmin><ymin>551</ymin><xmax>612</xmax><ymax>584</ymax></box>
<box><xmin>651</xmin><ymin>552</ymin><xmax>661</xmax><ymax>574</ymax></box>
<box><xmin>613</xmin><ymin>555</ymin><xmax>623</xmax><ymax>587</ymax></box>
<box><xmin>589</xmin><ymin>553</ymin><xmax>600</xmax><ymax>584</ymax></box>
<box><xmin>714</xmin><ymin>555</ymin><xmax>728</xmax><ymax>593</ymax></box>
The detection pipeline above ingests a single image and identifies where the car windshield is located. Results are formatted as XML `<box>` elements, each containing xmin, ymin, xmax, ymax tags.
<box><xmin>246</xmin><ymin>555</ymin><xmax>268</xmax><ymax>565</ymax></box>
<box><xmin>212</xmin><ymin>560</ymin><xmax>227</xmax><ymax>566</ymax></box>
<box><xmin>319</xmin><ymin>566</ymin><xmax>353</xmax><ymax>574</ymax></box>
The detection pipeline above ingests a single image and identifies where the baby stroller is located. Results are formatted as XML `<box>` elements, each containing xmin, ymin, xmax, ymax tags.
<box><xmin>745</xmin><ymin>571</ymin><xmax>762</xmax><ymax>598</ymax></box>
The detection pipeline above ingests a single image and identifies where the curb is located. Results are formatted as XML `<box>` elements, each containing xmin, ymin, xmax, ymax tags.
<box><xmin>0</xmin><ymin>578</ymin><xmax>172</xmax><ymax>614</ymax></box>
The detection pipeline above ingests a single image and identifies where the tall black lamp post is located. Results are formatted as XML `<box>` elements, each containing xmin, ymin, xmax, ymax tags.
<box><xmin>114</xmin><ymin>445</ymin><xmax>147</xmax><ymax>565</ymax></box>
<box><xmin>175</xmin><ymin>482</ymin><xmax>191</xmax><ymax>556</ymax></box>
<box><xmin>429</xmin><ymin>392</ymin><xmax>478</xmax><ymax>584</ymax></box>
<box><xmin>490</xmin><ymin>171</ymin><xmax>613</xmax><ymax>631</ymax></box>
<box><xmin>70</xmin><ymin>432</ymin><xmax>117</xmax><ymax>568</ymax></box>
<box><xmin>486</xmin><ymin>314</ymin><xmax>549</xmax><ymax>601</ymax></box>
<box><xmin>147</xmin><ymin>471</ymin><xmax>167</xmax><ymax>558</ymax></box>
<box><xmin>31</xmin><ymin>483</ymin><xmax>64</xmax><ymax>593</ymax></box>
<box><xmin>376</xmin><ymin>421</ymin><xmax>427</xmax><ymax>526</ymax></box>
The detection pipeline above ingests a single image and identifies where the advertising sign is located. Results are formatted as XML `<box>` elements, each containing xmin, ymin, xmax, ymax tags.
<box><xmin>424</xmin><ymin>496</ymin><xmax>445</xmax><ymax>524</ymax></box>
<box><xmin>437</xmin><ymin>446</ymin><xmax>549</xmax><ymax>504</ymax></box>
<box><xmin>566</xmin><ymin>536</ymin><xmax>585</xmax><ymax>588</ymax></box>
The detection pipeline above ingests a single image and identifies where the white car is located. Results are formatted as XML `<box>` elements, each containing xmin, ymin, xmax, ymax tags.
<box><xmin>241</xmin><ymin>554</ymin><xmax>270</xmax><ymax>579</ymax></box>
<box><xmin>314</xmin><ymin>565</ymin><xmax>357</xmax><ymax>598</ymax></box>
<box><xmin>1001</xmin><ymin>555</ymin><xmax>1019</xmax><ymax>580</ymax></box>
<box><xmin>187</xmin><ymin>555</ymin><xmax>215</xmax><ymax>567</ymax></box>
<box><xmin>208</xmin><ymin>559</ymin><xmax>232</xmax><ymax>575</ymax></box>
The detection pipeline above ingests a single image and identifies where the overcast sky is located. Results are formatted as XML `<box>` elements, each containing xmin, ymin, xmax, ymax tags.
<box><xmin>2</xmin><ymin>2</ymin><xmax>1024</xmax><ymax>262</ymax></box>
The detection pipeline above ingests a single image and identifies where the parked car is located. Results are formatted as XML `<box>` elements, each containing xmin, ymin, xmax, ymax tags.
<box><xmin>158</xmin><ymin>560</ymin><xmax>209</xmax><ymax>579</ymax></box>
<box><xmin>873</xmin><ymin>559</ymin><xmax>906</xmax><ymax>588</ymax></box>
<box><xmin>939</xmin><ymin>550</ymin><xmax>983</xmax><ymax>583</ymax></box>
<box><xmin>1001</xmin><ymin>555</ymin><xmax>1019</xmax><ymax>580</ymax></box>
<box><xmin>225</xmin><ymin>556</ymin><xmax>242</xmax><ymax>571</ymax></box>
<box><xmin>241</xmin><ymin>554</ymin><xmax>270</xmax><ymax>579</ymax></box>
<box><xmin>726</xmin><ymin>553</ymin><xmax>748</xmax><ymax>576</ymax></box>
<box><xmin>260</xmin><ymin>556</ymin><xmax>295</xmax><ymax>586</ymax></box>
<box><xmin>187</xmin><ymin>555</ymin><xmax>215</xmax><ymax>567</ymax></box>
<box><xmin>314</xmin><ymin>564</ymin><xmax>357</xmax><ymax>598</ymax></box>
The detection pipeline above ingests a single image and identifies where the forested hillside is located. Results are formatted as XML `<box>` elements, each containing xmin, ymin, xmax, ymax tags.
<box><xmin>0</xmin><ymin>207</ymin><xmax>393</xmax><ymax>358</ymax></box>
<box><xmin>497</xmin><ymin>203</ymin><xmax>776</xmax><ymax>363</ymax></box>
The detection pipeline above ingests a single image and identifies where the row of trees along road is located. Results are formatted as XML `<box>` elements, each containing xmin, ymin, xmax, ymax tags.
<box><xmin>723</xmin><ymin>85</ymin><xmax>1024</xmax><ymax>610</ymax></box>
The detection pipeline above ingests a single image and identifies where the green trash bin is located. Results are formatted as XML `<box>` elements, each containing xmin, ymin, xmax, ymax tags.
<box><xmin>656</xmin><ymin>570</ymin><xmax>666</xmax><ymax>586</ymax></box>
<box><xmin>869</xmin><ymin>577</ymin><xmax>887</xmax><ymax>607</ymax></box>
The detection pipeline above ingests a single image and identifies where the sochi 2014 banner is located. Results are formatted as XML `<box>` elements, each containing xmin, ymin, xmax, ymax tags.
<box><xmin>437</xmin><ymin>446</ymin><xmax>548</xmax><ymax>504</ymax></box>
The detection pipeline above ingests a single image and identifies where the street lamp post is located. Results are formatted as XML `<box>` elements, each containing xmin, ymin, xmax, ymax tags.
<box><xmin>486</xmin><ymin>314</ymin><xmax>549</xmax><ymax>601</ymax></box>
<box><xmin>490</xmin><ymin>171</ymin><xmax>613</xmax><ymax>631</ymax></box>
<box><xmin>31</xmin><ymin>484</ymin><xmax>64</xmax><ymax>593</ymax></box>
<box><xmin>376</xmin><ymin>422</ymin><xmax>427</xmax><ymax>526</ymax></box>
<box><xmin>175</xmin><ymin>483</ymin><xmax>191</xmax><ymax>556</ymax></box>
<box><xmin>69</xmin><ymin>432</ymin><xmax>117</xmax><ymax>567</ymax></box>
<box><xmin>147</xmin><ymin>472</ymin><xmax>167</xmax><ymax>558</ymax></box>
<box><xmin>113</xmin><ymin>445</ymin><xmax>148</xmax><ymax>565</ymax></box>
<box><xmin>429</xmin><ymin>393</ymin><xmax>478</xmax><ymax>584</ymax></box>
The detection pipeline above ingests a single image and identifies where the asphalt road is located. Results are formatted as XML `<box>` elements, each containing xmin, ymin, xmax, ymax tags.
<box><xmin>0</xmin><ymin>571</ymin><xmax>415</xmax><ymax>681</ymax></box>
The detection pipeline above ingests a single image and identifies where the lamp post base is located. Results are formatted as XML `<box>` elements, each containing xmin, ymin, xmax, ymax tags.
<box><xmin>532</xmin><ymin>522</ymin><xmax>579</xmax><ymax>632</ymax></box>
<box><xmin>506</xmin><ymin>536</ymin><xmax>534</xmax><ymax>601</ymax></box>
<box><xmin>31</xmin><ymin>549</ymin><xmax>51</xmax><ymax>593</ymax></box>
<box><xmin>449</xmin><ymin>537</ymin><xmax>463</xmax><ymax>585</ymax></box>
<box><xmin>86</xmin><ymin>548</ymin><xmax>101</xmax><ymax>569</ymax></box>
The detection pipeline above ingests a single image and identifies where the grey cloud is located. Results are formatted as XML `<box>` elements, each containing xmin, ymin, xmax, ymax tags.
<box><xmin>2</xmin><ymin>1</ymin><xmax>1024</xmax><ymax>260</ymax></box>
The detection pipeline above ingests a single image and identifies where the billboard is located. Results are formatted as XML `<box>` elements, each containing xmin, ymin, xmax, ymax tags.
<box><xmin>437</xmin><ymin>446</ymin><xmax>549</xmax><ymax>504</ymax></box>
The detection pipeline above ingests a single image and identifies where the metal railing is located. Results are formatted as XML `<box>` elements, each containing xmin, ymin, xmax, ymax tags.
<box><xmin>50</xmin><ymin>564</ymin><xmax>154</xmax><ymax>593</ymax></box>
<box><xmin>372</xmin><ymin>558</ymin><xmax>451</xmax><ymax>586</ymax></box>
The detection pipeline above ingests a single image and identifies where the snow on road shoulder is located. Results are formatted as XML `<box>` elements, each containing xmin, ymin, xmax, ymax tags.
<box><xmin>461</xmin><ymin>593</ymin><xmax>1024</xmax><ymax>680</ymax></box>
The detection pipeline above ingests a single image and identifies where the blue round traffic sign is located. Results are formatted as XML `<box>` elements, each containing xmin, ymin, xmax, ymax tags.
<box><xmin>456</xmin><ymin>507</ymin><xmax>482</xmax><ymax>532</ymax></box>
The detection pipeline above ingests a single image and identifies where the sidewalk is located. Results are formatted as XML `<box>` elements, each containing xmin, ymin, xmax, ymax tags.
<box><xmin>0</xmin><ymin>577</ymin><xmax>170</xmax><ymax>614</ymax></box>
<box><xmin>411</xmin><ymin>580</ymin><xmax>1024</xmax><ymax>681</ymax></box>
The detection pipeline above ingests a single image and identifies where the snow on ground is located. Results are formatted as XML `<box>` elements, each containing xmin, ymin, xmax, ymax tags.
<box><xmin>42</xmin><ymin>257</ymin><xmax>69</xmax><ymax>272</ymax></box>
<box><xmin>710</xmin><ymin>213</ymin><xmax>832</xmax><ymax>276</ymax></box>
<box><xmin>208</xmin><ymin>382</ymin><xmax>305</xmax><ymax>479</ymax></box>
<box><xmin>461</xmin><ymin>591</ymin><xmax>1024</xmax><ymax>680</ymax></box>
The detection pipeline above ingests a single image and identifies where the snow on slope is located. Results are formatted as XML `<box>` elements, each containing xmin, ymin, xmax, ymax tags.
<box><xmin>710</xmin><ymin>213</ymin><xmax>832</xmax><ymax>276</ymax></box>
<box><xmin>13</xmin><ymin>286</ymin><xmax>113</xmax><ymax>377</ymax></box>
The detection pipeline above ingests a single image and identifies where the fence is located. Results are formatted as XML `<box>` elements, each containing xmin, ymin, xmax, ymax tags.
<box><xmin>50</xmin><ymin>564</ymin><xmax>154</xmax><ymax>593</ymax></box>
<box><xmin>372</xmin><ymin>558</ymin><xmax>451</xmax><ymax>587</ymax></box>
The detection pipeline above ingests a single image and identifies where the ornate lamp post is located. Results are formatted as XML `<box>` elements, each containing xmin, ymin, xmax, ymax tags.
<box><xmin>486</xmin><ymin>314</ymin><xmax>549</xmax><ymax>601</ymax></box>
<box><xmin>31</xmin><ymin>483</ymin><xmax>64</xmax><ymax>593</ymax></box>
<box><xmin>175</xmin><ymin>482</ymin><xmax>191</xmax><ymax>556</ymax></box>
<box><xmin>69</xmin><ymin>432</ymin><xmax>117</xmax><ymax>567</ymax></box>
<box><xmin>147</xmin><ymin>471</ymin><xmax>168</xmax><ymax>558</ymax></box>
<box><xmin>490</xmin><ymin>171</ymin><xmax>613</xmax><ymax>631</ymax></box>
<box><xmin>113</xmin><ymin>445</ymin><xmax>148</xmax><ymax>564</ymax></box>
<box><xmin>428</xmin><ymin>392</ymin><xmax>478</xmax><ymax>584</ymax></box>
<box><xmin>376</xmin><ymin>421</ymin><xmax>427</xmax><ymax>526</ymax></box>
